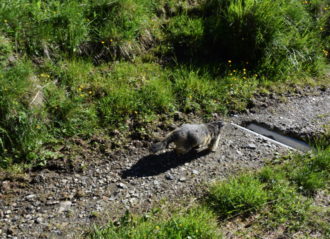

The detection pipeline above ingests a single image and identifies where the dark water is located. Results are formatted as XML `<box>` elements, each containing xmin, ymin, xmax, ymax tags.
<box><xmin>246</xmin><ymin>123</ymin><xmax>312</xmax><ymax>152</ymax></box>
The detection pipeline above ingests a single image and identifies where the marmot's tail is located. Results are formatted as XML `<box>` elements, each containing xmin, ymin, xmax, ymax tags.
<box><xmin>150</xmin><ymin>133</ymin><xmax>175</xmax><ymax>153</ymax></box>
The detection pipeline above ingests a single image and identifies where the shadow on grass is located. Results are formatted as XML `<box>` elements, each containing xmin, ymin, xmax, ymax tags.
<box><xmin>121</xmin><ymin>149</ymin><xmax>211</xmax><ymax>178</ymax></box>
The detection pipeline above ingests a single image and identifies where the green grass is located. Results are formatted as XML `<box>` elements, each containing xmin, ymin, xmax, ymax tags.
<box><xmin>207</xmin><ymin>174</ymin><xmax>269</xmax><ymax>218</ymax></box>
<box><xmin>208</xmin><ymin>146</ymin><xmax>330</xmax><ymax>236</ymax></box>
<box><xmin>90</xmin><ymin>207</ymin><xmax>221</xmax><ymax>239</ymax></box>
<box><xmin>89</xmin><ymin>146</ymin><xmax>330</xmax><ymax>238</ymax></box>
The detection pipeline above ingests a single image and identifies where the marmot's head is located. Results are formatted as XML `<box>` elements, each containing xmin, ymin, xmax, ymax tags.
<box><xmin>209</xmin><ymin>121</ymin><xmax>225</xmax><ymax>135</ymax></box>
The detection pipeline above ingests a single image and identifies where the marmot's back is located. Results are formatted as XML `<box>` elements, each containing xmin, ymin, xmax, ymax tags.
<box><xmin>150</xmin><ymin>121</ymin><xmax>224</xmax><ymax>154</ymax></box>
<box><xmin>170</xmin><ymin>124</ymin><xmax>213</xmax><ymax>153</ymax></box>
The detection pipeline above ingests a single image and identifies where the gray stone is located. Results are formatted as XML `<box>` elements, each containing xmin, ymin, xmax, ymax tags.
<box><xmin>153</xmin><ymin>180</ymin><xmax>160</xmax><ymax>185</ymax></box>
<box><xmin>179</xmin><ymin>177</ymin><xmax>186</xmax><ymax>182</ymax></box>
<box><xmin>46</xmin><ymin>200</ymin><xmax>59</xmax><ymax>206</ymax></box>
<box><xmin>58</xmin><ymin>201</ymin><xmax>72</xmax><ymax>213</ymax></box>
<box><xmin>117</xmin><ymin>183</ymin><xmax>127</xmax><ymax>189</ymax></box>
<box><xmin>35</xmin><ymin>217</ymin><xmax>43</xmax><ymax>224</ymax></box>
<box><xmin>247</xmin><ymin>143</ymin><xmax>257</xmax><ymax>149</ymax></box>
<box><xmin>192</xmin><ymin>170</ymin><xmax>199</xmax><ymax>175</ymax></box>
<box><xmin>165</xmin><ymin>174</ymin><xmax>174</xmax><ymax>180</ymax></box>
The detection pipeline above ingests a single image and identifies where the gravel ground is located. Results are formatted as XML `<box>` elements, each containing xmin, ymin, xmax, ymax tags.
<box><xmin>0</xmin><ymin>87</ymin><xmax>329</xmax><ymax>239</ymax></box>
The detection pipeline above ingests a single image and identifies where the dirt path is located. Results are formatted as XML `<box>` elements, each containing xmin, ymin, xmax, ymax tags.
<box><xmin>0</xmin><ymin>88</ymin><xmax>329</xmax><ymax>239</ymax></box>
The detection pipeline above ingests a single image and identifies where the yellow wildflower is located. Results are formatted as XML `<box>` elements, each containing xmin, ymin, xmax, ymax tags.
<box><xmin>101</xmin><ymin>41</ymin><xmax>105</xmax><ymax>44</ymax></box>
<box><xmin>89</xmin><ymin>91</ymin><xmax>92</xmax><ymax>94</ymax></box>
<box><xmin>227</xmin><ymin>60</ymin><xmax>232</xmax><ymax>64</ymax></box>
<box><xmin>4</xmin><ymin>19</ymin><xmax>7</xmax><ymax>23</ymax></box>
<box><xmin>40</xmin><ymin>73</ymin><xmax>50</xmax><ymax>78</ymax></box>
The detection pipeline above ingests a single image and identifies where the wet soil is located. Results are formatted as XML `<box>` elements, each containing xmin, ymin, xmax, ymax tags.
<box><xmin>0</xmin><ymin>87</ymin><xmax>329</xmax><ymax>239</ymax></box>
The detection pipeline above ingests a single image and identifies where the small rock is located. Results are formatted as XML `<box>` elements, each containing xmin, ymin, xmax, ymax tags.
<box><xmin>35</xmin><ymin>217</ymin><xmax>43</xmax><ymax>224</ymax></box>
<box><xmin>165</xmin><ymin>174</ymin><xmax>174</xmax><ymax>180</ymax></box>
<box><xmin>26</xmin><ymin>205</ymin><xmax>34</xmax><ymax>212</ymax></box>
<box><xmin>75</xmin><ymin>190</ymin><xmax>85</xmax><ymax>198</ymax></box>
<box><xmin>247</xmin><ymin>143</ymin><xmax>257</xmax><ymax>149</ymax></box>
<box><xmin>179</xmin><ymin>177</ymin><xmax>186</xmax><ymax>182</ymax></box>
<box><xmin>61</xmin><ymin>179</ymin><xmax>68</xmax><ymax>184</ymax></box>
<box><xmin>133</xmin><ymin>140</ymin><xmax>143</xmax><ymax>148</ymax></box>
<box><xmin>32</xmin><ymin>174</ymin><xmax>45</xmax><ymax>184</ymax></box>
<box><xmin>46</xmin><ymin>200</ymin><xmax>59</xmax><ymax>206</ymax></box>
<box><xmin>1</xmin><ymin>181</ymin><xmax>10</xmax><ymax>191</ymax></box>
<box><xmin>25</xmin><ymin>194</ymin><xmax>36</xmax><ymax>201</ymax></box>
<box><xmin>58</xmin><ymin>201</ymin><xmax>72</xmax><ymax>213</ymax></box>
<box><xmin>95</xmin><ymin>204</ymin><xmax>103</xmax><ymax>211</ymax></box>
<box><xmin>117</xmin><ymin>183</ymin><xmax>127</xmax><ymax>189</ymax></box>
<box><xmin>192</xmin><ymin>170</ymin><xmax>199</xmax><ymax>175</ymax></box>
<box><xmin>129</xmin><ymin>198</ymin><xmax>138</xmax><ymax>206</ymax></box>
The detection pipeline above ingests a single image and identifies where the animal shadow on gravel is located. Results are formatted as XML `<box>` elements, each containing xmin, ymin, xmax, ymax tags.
<box><xmin>121</xmin><ymin>149</ymin><xmax>210</xmax><ymax>178</ymax></box>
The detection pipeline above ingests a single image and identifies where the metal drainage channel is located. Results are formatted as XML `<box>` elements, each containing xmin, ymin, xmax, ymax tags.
<box><xmin>230</xmin><ymin>122</ymin><xmax>312</xmax><ymax>152</ymax></box>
